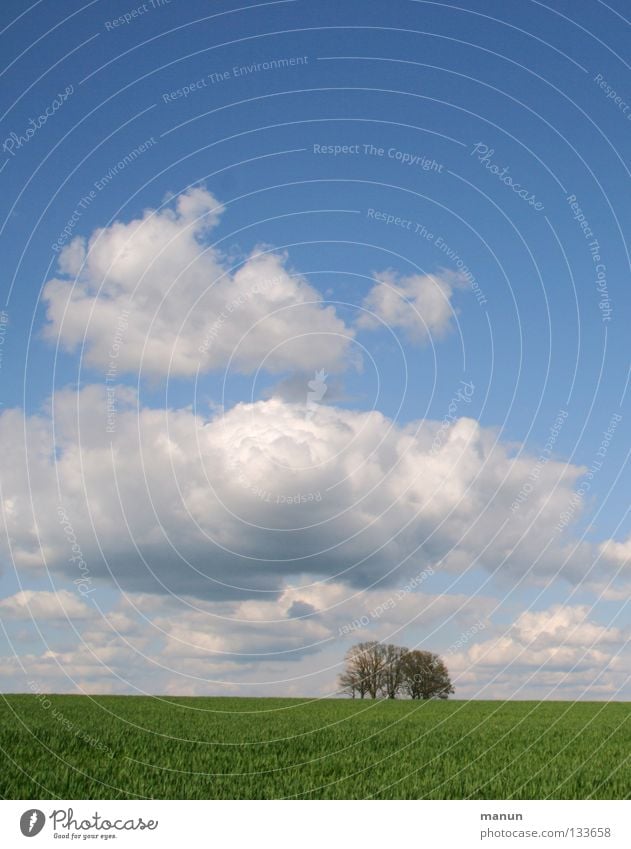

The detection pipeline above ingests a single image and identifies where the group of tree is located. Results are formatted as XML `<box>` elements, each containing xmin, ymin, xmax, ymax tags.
<box><xmin>338</xmin><ymin>642</ymin><xmax>454</xmax><ymax>700</ymax></box>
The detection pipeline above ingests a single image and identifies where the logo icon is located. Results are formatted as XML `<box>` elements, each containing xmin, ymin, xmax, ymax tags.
<box><xmin>306</xmin><ymin>369</ymin><xmax>328</xmax><ymax>419</ymax></box>
<box><xmin>20</xmin><ymin>810</ymin><xmax>45</xmax><ymax>837</ymax></box>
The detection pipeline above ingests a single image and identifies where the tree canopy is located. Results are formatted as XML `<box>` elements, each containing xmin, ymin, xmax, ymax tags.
<box><xmin>338</xmin><ymin>642</ymin><xmax>454</xmax><ymax>700</ymax></box>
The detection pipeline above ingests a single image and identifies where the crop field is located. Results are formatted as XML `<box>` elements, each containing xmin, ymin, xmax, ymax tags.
<box><xmin>0</xmin><ymin>696</ymin><xmax>629</xmax><ymax>799</ymax></box>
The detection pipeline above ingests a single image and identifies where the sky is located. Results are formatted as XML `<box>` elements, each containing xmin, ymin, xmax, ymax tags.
<box><xmin>0</xmin><ymin>0</ymin><xmax>629</xmax><ymax>700</ymax></box>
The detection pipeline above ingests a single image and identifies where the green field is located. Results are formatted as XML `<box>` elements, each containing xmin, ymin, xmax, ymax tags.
<box><xmin>0</xmin><ymin>696</ymin><xmax>629</xmax><ymax>799</ymax></box>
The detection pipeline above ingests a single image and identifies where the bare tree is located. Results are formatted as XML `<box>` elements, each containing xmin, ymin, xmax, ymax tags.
<box><xmin>338</xmin><ymin>669</ymin><xmax>360</xmax><ymax>699</ymax></box>
<box><xmin>339</xmin><ymin>641</ymin><xmax>386</xmax><ymax>698</ymax></box>
<box><xmin>340</xmin><ymin>643</ymin><xmax>452</xmax><ymax>700</ymax></box>
<box><xmin>379</xmin><ymin>644</ymin><xmax>408</xmax><ymax>699</ymax></box>
<box><xmin>358</xmin><ymin>641</ymin><xmax>387</xmax><ymax>698</ymax></box>
<box><xmin>401</xmin><ymin>650</ymin><xmax>454</xmax><ymax>700</ymax></box>
<box><xmin>338</xmin><ymin>645</ymin><xmax>369</xmax><ymax>698</ymax></box>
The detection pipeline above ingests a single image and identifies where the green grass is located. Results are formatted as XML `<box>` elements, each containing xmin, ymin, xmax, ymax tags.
<box><xmin>0</xmin><ymin>696</ymin><xmax>629</xmax><ymax>799</ymax></box>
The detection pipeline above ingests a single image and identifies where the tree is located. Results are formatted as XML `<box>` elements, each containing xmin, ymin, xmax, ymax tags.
<box><xmin>379</xmin><ymin>644</ymin><xmax>408</xmax><ymax>699</ymax></box>
<box><xmin>338</xmin><ymin>669</ymin><xmax>361</xmax><ymax>699</ymax></box>
<box><xmin>401</xmin><ymin>650</ymin><xmax>454</xmax><ymax>700</ymax></box>
<box><xmin>339</xmin><ymin>643</ymin><xmax>454</xmax><ymax>700</ymax></box>
<box><xmin>338</xmin><ymin>641</ymin><xmax>385</xmax><ymax>699</ymax></box>
<box><xmin>357</xmin><ymin>641</ymin><xmax>388</xmax><ymax>698</ymax></box>
<box><xmin>338</xmin><ymin>645</ymin><xmax>368</xmax><ymax>698</ymax></box>
<box><xmin>355</xmin><ymin>641</ymin><xmax>385</xmax><ymax>698</ymax></box>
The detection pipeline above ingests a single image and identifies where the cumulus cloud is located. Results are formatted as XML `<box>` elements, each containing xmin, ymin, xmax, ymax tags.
<box><xmin>0</xmin><ymin>384</ymin><xmax>602</xmax><ymax>605</ymax></box>
<box><xmin>599</xmin><ymin>536</ymin><xmax>631</xmax><ymax>569</ymax></box>
<box><xmin>0</xmin><ymin>589</ymin><xmax>91</xmax><ymax>620</ymax></box>
<box><xmin>2</xmin><ymin>589</ymin><xmax>626</xmax><ymax>699</ymax></box>
<box><xmin>0</xmin><ymin>584</ymin><xmax>492</xmax><ymax>695</ymax></box>
<box><xmin>357</xmin><ymin>269</ymin><xmax>462</xmax><ymax>343</ymax></box>
<box><xmin>450</xmin><ymin>604</ymin><xmax>630</xmax><ymax>699</ymax></box>
<box><xmin>42</xmin><ymin>187</ymin><xmax>356</xmax><ymax>377</ymax></box>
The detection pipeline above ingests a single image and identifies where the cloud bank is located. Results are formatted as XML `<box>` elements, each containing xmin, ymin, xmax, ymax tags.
<box><xmin>43</xmin><ymin>188</ymin><xmax>356</xmax><ymax>377</ymax></box>
<box><xmin>0</xmin><ymin>385</ymin><xmax>600</xmax><ymax>604</ymax></box>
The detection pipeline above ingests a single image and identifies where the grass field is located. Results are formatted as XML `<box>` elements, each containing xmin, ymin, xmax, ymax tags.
<box><xmin>0</xmin><ymin>696</ymin><xmax>629</xmax><ymax>799</ymax></box>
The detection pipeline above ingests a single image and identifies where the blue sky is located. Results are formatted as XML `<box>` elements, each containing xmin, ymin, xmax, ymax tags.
<box><xmin>0</xmin><ymin>0</ymin><xmax>629</xmax><ymax>699</ymax></box>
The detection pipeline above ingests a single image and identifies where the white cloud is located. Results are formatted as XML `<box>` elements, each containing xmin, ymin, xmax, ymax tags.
<box><xmin>2</xmin><ymin>590</ymin><xmax>626</xmax><ymax>699</ymax></box>
<box><xmin>43</xmin><ymin>187</ymin><xmax>356</xmax><ymax>377</ymax></box>
<box><xmin>357</xmin><ymin>269</ymin><xmax>462</xmax><ymax>343</ymax></box>
<box><xmin>599</xmin><ymin>536</ymin><xmax>631</xmax><ymax>568</ymax></box>
<box><xmin>0</xmin><ymin>384</ymin><xmax>599</xmax><ymax>605</ymax></box>
<box><xmin>450</xmin><ymin>604</ymin><xmax>630</xmax><ymax>699</ymax></box>
<box><xmin>0</xmin><ymin>585</ymin><xmax>492</xmax><ymax>695</ymax></box>
<box><xmin>0</xmin><ymin>590</ymin><xmax>91</xmax><ymax>620</ymax></box>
